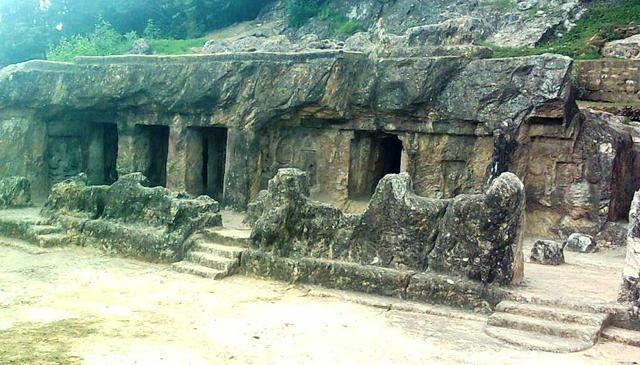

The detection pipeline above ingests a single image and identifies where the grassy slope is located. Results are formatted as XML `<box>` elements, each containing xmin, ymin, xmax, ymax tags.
<box><xmin>486</xmin><ymin>0</ymin><xmax>640</xmax><ymax>59</ymax></box>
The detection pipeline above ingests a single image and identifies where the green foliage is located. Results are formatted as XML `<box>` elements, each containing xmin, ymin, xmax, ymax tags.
<box><xmin>47</xmin><ymin>21</ymin><xmax>134</xmax><ymax>62</ymax></box>
<box><xmin>148</xmin><ymin>38</ymin><xmax>208</xmax><ymax>55</ymax></box>
<box><xmin>486</xmin><ymin>0</ymin><xmax>640</xmax><ymax>59</ymax></box>
<box><xmin>284</xmin><ymin>0</ymin><xmax>325</xmax><ymax>27</ymax></box>
<box><xmin>318</xmin><ymin>6</ymin><xmax>365</xmax><ymax>37</ymax></box>
<box><xmin>0</xmin><ymin>0</ymin><xmax>276</xmax><ymax>67</ymax></box>
<box><xmin>283</xmin><ymin>1</ymin><xmax>363</xmax><ymax>37</ymax></box>
<box><xmin>480</xmin><ymin>0</ymin><xmax>517</xmax><ymax>11</ymax></box>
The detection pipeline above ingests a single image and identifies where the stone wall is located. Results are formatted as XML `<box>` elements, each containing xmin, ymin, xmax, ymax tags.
<box><xmin>247</xmin><ymin>168</ymin><xmax>525</xmax><ymax>286</ymax></box>
<box><xmin>574</xmin><ymin>59</ymin><xmax>640</xmax><ymax>103</ymax></box>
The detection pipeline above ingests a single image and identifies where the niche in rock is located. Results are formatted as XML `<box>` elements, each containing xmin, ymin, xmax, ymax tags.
<box><xmin>46</xmin><ymin>121</ymin><xmax>118</xmax><ymax>187</ymax></box>
<box><xmin>348</xmin><ymin>131</ymin><xmax>404</xmax><ymax>199</ymax></box>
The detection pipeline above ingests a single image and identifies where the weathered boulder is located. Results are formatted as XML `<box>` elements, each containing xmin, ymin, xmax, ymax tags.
<box><xmin>530</xmin><ymin>239</ymin><xmax>565</xmax><ymax>265</ymax></box>
<box><xmin>0</xmin><ymin>176</ymin><xmax>31</xmax><ymax>208</ymax></box>
<box><xmin>565</xmin><ymin>233</ymin><xmax>597</xmax><ymax>253</ymax></box>
<box><xmin>602</xmin><ymin>35</ymin><xmax>640</xmax><ymax>60</ymax></box>
<box><xmin>621</xmin><ymin>191</ymin><xmax>640</xmax><ymax>313</ymax></box>
<box><xmin>248</xmin><ymin>169</ymin><xmax>525</xmax><ymax>285</ymax></box>
<box><xmin>428</xmin><ymin>173</ymin><xmax>526</xmax><ymax>285</ymax></box>
<box><xmin>247</xmin><ymin>168</ymin><xmax>355</xmax><ymax>259</ymax></box>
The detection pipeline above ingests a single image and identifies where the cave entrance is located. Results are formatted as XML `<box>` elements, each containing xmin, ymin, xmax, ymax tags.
<box><xmin>136</xmin><ymin>124</ymin><xmax>169</xmax><ymax>187</ymax></box>
<box><xmin>201</xmin><ymin>127</ymin><xmax>228</xmax><ymax>202</ymax></box>
<box><xmin>348</xmin><ymin>131</ymin><xmax>404</xmax><ymax>199</ymax></box>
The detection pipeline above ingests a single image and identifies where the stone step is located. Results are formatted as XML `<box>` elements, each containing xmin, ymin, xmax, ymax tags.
<box><xmin>0</xmin><ymin>236</ymin><xmax>49</xmax><ymax>255</ymax></box>
<box><xmin>602</xmin><ymin>327</ymin><xmax>640</xmax><ymax>347</ymax></box>
<box><xmin>202</xmin><ymin>228</ymin><xmax>251</xmax><ymax>247</ymax></box>
<box><xmin>171</xmin><ymin>261</ymin><xmax>227</xmax><ymax>279</ymax></box>
<box><xmin>36</xmin><ymin>233</ymin><xmax>67</xmax><ymax>247</ymax></box>
<box><xmin>495</xmin><ymin>301</ymin><xmax>610</xmax><ymax>326</ymax></box>
<box><xmin>484</xmin><ymin>325</ymin><xmax>595</xmax><ymax>353</ymax></box>
<box><xmin>487</xmin><ymin>312</ymin><xmax>601</xmax><ymax>342</ymax></box>
<box><xmin>186</xmin><ymin>251</ymin><xmax>238</xmax><ymax>272</ymax></box>
<box><xmin>30</xmin><ymin>224</ymin><xmax>62</xmax><ymax>235</ymax></box>
<box><xmin>193</xmin><ymin>242</ymin><xmax>246</xmax><ymax>260</ymax></box>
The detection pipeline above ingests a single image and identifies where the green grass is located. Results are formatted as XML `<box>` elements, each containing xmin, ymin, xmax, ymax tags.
<box><xmin>0</xmin><ymin>319</ymin><xmax>96</xmax><ymax>365</ymax></box>
<box><xmin>149</xmin><ymin>38</ymin><xmax>207</xmax><ymax>55</ymax></box>
<box><xmin>485</xmin><ymin>0</ymin><xmax>640</xmax><ymax>59</ymax></box>
<box><xmin>318</xmin><ymin>6</ymin><xmax>365</xmax><ymax>37</ymax></box>
<box><xmin>480</xmin><ymin>0</ymin><xmax>517</xmax><ymax>11</ymax></box>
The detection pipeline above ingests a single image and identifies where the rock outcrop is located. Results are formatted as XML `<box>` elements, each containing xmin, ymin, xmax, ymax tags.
<box><xmin>256</xmin><ymin>0</ymin><xmax>584</xmax><ymax>49</ymax></box>
<box><xmin>602</xmin><ymin>35</ymin><xmax>640</xmax><ymax>60</ymax></box>
<box><xmin>247</xmin><ymin>168</ymin><xmax>525</xmax><ymax>285</ymax></box>
<box><xmin>43</xmin><ymin>173</ymin><xmax>222</xmax><ymax>261</ymax></box>
<box><xmin>0</xmin><ymin>176</ymin><xmax>31</xmax><ymax>208</ymax></box>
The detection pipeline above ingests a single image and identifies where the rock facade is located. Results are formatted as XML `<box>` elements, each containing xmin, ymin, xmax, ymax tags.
<box><xmin>42</xmin><ymin>173</ymin><xmax>222</xmax><ymax>261</ymax></box>
<box><xmin>0</xmin><ymin>176</ymin><xmax>31</xmax><ymax>208</ymax></box>
<box><xmin>248</xmin><ymin>168</ymin><xmax>525</xmax><ymax>285</ymax></box>
<box><xmin>521</xmin><ymin>109</ymin><xmax>640</xmax><ymax>238</ymax></box>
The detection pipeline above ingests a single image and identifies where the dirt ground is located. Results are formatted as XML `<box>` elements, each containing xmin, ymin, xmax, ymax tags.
<box><xmin>1</xmin><ymin>245</ymin><xmax>640</xmax><ymax>365</ymax></box>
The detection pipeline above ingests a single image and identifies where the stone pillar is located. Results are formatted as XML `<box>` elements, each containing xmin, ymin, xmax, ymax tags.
<box><xmin>166</xmin><ymin>123</ymin><xmax>187</xmax><ymax>192</ymax></box>
<box><xmin>116</xmin><ymin>122</ymin><xmax>138</xmax><ymax>177</ymax></box>
<box><xmin>86</xmin><ymin>125</ymin><xmax>105</xmax><ymax>185</ymax></box>
<box><xmin>184</xmin><ymin>128</ymin><xmax>204</xmax><ymax>196</ymax></box>
<box><xmin>223</xmin><ymin>127</ymin><xmax>251</xmax><ymax>210</ymax></box>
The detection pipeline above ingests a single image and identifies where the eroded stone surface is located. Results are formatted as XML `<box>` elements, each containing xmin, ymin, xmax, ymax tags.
<box><xmin>247</xmin><ymin>168</ymin><xmax>525</xmax><ymax>285</ymax></box>
<box><xmin>0</xmin><ymin>177</ymin><xmax>31</xmax><ymax>208</ymax></box>
<box><xmin>42</xmin><ymin>173</ymin><xmax>221</xmax><ymax>261</ymax></box>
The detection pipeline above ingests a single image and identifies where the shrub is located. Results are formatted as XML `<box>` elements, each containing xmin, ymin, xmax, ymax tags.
<box><xmin>284</xmin><ymin>0</ymin><xmax>326</xmax><ymax>27</ymax></box>
<box><xmin>48</xmin><ymin>21</ymin><xmax>133</xmax><ymax>62</ymax></box>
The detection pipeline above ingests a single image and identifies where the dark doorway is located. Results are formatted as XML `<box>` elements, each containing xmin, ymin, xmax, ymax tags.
<box><xmin>86</xmin><ymin>123</ymin><xmax>118</xmax><ymax>185</ymax></box>
<box><xmin>136</xmin><ymin>125</ymin><xmax>169</xmax><ymax>187</ymax></box>
<box><xmin>348</xmin><ymin>131</ymin><xmax>403</xmax><ymax>199</ymax></box>
<box><xmin>202</xmin><ymin>127</ymin><xmax>228</xmax><ymax>202</ymax></box>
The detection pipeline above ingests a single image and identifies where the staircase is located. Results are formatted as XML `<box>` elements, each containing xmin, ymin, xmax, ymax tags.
<box><xmin>485</xmin><ymin>300</ymin><xmax>611</xmax><ymax>353</ymax></box>
<box><xmin>29</xmin><ymin>222</ymin><xmax>68</xmax><ymax>247</ymax></box>
<box><xmin>172</xmin><ymin>228</ymin><xmax>250</xmax><ymax>280</ymax></box>
<box><xmin>0</xmin><ymin>208</ymin><xmax>69</xmax><ymax>251</ymax></box>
